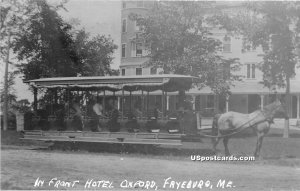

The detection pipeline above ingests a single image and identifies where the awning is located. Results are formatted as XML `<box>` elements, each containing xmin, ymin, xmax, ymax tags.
<box><xmin>27</xmin><ymin>74</ymin><xmax>200</xmax><ymax>92</ymax></box>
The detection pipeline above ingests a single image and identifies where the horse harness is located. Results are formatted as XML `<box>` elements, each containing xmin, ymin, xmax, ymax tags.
<box><xmin>197</xmin><ymin>108</ymin><xmax>277</xmax><ymax>139</ymax></box>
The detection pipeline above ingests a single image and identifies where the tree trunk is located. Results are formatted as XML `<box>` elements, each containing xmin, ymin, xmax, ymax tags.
<box><xmin>3</xmin><ymin>34</ymin><xmax>11</xmax><ymax>131</ymax></box>
<box><xmin>283</xmin><ymin>76</ymin><xmax>290</xmax><ymax>138</ymax></box>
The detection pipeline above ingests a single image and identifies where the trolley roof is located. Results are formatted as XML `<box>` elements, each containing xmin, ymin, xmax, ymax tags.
<box><xmin>27</xmin><ymin>74</ymin><xmax>200</xmax><ymax>92</ymax></box>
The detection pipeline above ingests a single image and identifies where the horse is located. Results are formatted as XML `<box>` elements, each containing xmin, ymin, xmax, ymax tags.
<box><xmin>211</xmin><ymin>99</ymin><xmax>287</xmax><ymax>158</ymax></box>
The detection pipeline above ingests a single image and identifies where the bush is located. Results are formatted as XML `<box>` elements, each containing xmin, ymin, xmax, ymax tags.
<box><xmin>0</xmin><ymin>111</ymin><xmax>16</xmax><ymax>130</ymax></box>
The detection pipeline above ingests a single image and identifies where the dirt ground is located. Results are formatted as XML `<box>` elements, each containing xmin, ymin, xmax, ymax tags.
<box><xmin>1</xmin><ymin>148</ymin><xmax>300</xmax><ymax>191</ymax></box>
<box><xmin>1</xmin><ymin>128</ymin><xmax>300</xmax><ymax>191</ymax></box>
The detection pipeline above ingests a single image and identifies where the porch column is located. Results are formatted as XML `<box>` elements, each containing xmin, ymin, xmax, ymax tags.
<box><xmin>147</xmin><ymin>91</ymin><xmax>149</xmax><ymax>118</ymax></box>
<box><xmin>33</xmin><ymin>87</ymin><xmax>38</xmax><ymax>114</ymax></box>
<box><xmin>166</xmin><ymin>95</ymin><xmax>170</xmax><ymax>111</ymax></box>
<box><xmin>260</xmin><ymin>94</ymin><xmax>264</xmax><ymax>110</ymax></box>
<box><xmin>121</xmin><ymin>89</ymin><xmax>124</xmax><ymax>120</ymax></box>
<box><xmin>297</xmin><ymin>94</ymin><xmax>300</xmax><ymax>119</ymax></box>
<box><xmin>117</xmin><ymin>96</ymin><xmax>120</xmax><ymax>110</ymax></box>
<box><xmin>102</xmin><ymin>90</ymin><xmax>106</xmax><ymax>113</ymax></box>
<box><xmin>161</xmin><ymin>90</ymin><xmax>164</xmax><ymax>120</ymax></box>
<box><xmin>141</xmin><ymin>90</ymin><xmax>144</xmax><ymax>118</ymax></box>
<box><xmin>226</xmin><ymin>95</ymin><xmax>229</xmax><ymax>112</ymax></box>
<box><xmin>129</xmin><ymin>91</ymin><xmax>132</xmax><ymax>113</ymax></box>
<box><xmin>67</xmin><ymin>89</ymin><xmax>70</xmax><ymax>117</ymax></box>
<box><xmin>297</xmin><ymin>94</ymin><xmax>300</xmax><ymax>127</ymax></box>
<box><xmin>192</xmin><ymin>95</ymin><xmax>196</xmax><ymax>110</ymax></box>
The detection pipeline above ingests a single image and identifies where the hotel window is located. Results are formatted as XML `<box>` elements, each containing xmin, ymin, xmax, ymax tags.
<box><xmin>122</xmin><ymin>44</ymin><xmax>126</xmax><ymax>58</ymax></box>
<box><xmin>136</xmin><ymin>68</ymin><xmax>142</xmax><ymax>75</ymax></box>
<box><xmin>247</xmin><ymin>63</ymin><xmax>256</xmax><ymax>79</ymax></box>
<box><xmin>137</xmin><ymin>1</ymin><xmax>144</xmax><ymax>7</ymax></box>
<box><xmin>136</xmin><ymin>43</ymin><xmax>143</xmax><ymax>57</ymax></box>
<box><xmin>223</xmin><ymin>35</ymin><xmax>231</xmax><ymax>52</ymax></box>
<box><xmin>122</xmin><ymin>19</ymin><xmax>126</xmax><ymax>33</ymax></box>
<box><xmin>122</xmin><ymin>2</ymin><xmax>126</xmax><ymax>9</ymax></box>
<box><xmin>150</xmin><ymin>67</ymin><xmax>157</xmax><ymax>75</ymax></box>
<box><xmin>121</xmin><ymin>69</ymin><xmax>125</xmax><ymax>76</ymax></box>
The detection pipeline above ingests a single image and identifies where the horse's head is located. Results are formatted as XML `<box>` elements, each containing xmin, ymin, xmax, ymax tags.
<box><xmin>263</xmin><ymin>99</ymin><xmax>288</xmax><ymax>119</ymax></box>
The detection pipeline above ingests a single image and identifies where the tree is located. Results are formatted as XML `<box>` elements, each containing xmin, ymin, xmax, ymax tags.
<box><xmin>0</xmin><ymin>71</ymin><xmax>18</xmax><ymax>100</ymax></box>
<box><xmin>215</xmin><ymin>2</ymin><xmax>300</xmax><ymax>137</ymax></box>
<box><xmin>13</xmin><ymin>0</ymin><xmax>81</xmax><ymax>80</ymax></box>
<box><xmin>74</xmin><ymin>30</ymin><xmax>118</xmax><ymax>76</ymax></box>
<box><xmin>14</xmin><ymin>0</ymin><xmax>119</xmax><ymax>80</ymax></box>
<box><xmin>11</xmin><ymin>0</ymin><xmax>118</xmax><ymax>113</ymax></box>
<box><xmin>1</xmin><ymin>0</ymin><xmax>35</xmax><ymax>130</ymax></box>
<box><xmin>130</xmin><ymin>1</ymin><xmax>240</xmax><ymax>106</ymax></box>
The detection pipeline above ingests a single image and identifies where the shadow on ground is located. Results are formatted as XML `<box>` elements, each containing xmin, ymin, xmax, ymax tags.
<box><xmin>50</xmin><ymin>141</ymin><xmax>215</xmax><ymax>156</ymax></box>
<box><xmin>2</xmin><ymin>128</ymin><xmax>300</xmax><ymax>160</ymax></box>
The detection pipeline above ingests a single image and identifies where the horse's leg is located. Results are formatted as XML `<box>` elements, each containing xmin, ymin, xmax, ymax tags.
<box><xmin>254</xmin><ymin>132</ymin><xmax>264</xmax><ymax>158</ymax></box>
<box><xmin>223</xmin><ymin>137</ymin><xmax>230</xmax><ymax>156</ymax></box>
<box><xmin>211</xmin><ymin>114</ymin><xmax>221</xmax><ymax>154</ymax></box>
<box><xmin>257</xmin><ymin>135</ymin><xmax>265</xmax><ymax>158</ymax></box>
<box><xmin>254</xmin><ymin>122</ymin><xmax>270</xmax><ymax>158</ymax></box>
<box><xmin>212</xmin><ymin>137</ymin><xmax>221</xmax><ymax>154</ymax></box>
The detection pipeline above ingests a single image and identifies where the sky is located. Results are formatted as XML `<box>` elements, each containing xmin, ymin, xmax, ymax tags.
<box><xmin>13</xmin><ymin>0</ymin><xmax>122</xmax><ymax>101</ymax></box>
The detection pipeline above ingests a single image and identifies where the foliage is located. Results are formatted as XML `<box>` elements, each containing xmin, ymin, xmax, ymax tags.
<box><xmin>1</xmin><ymin>0</ymin><xmax>36</xmax><ymax>129</ymax></box>
<box><xmin>0</xmin><ymin>70</ymin><xmax>18</xmax><ymax>96</ymax></box>
<box><xmin>74</xmin><ymin>30</ymin><xmax>118</xmax><ymax>76</ymax></box>
<box><xmin>130</xmin><ymin>1</ymin><xmax>241</xmax><ymax>96</ymax></box>
<box><xmin>0</xmin><ymin>71</ymin><xmax>18</xmax><ymax>113</ymax></box>
<box><xmin>212</xmin><ymin>1</ymin><xmax>300</xmax><ymax>90</ymax></box>
<box><xmin>0</xmin><ymin>0</ymin><xmax>35</xmax><ymax>60</ymax></box>
<box><xmin>12</xmin><ymin>99</ymin><xmax>31</xmax><ymax>113</ymax></box>
<box><xmin>13</xmin><ymin>0</ymin><xmax>81</xmax><ymax>80</ymax></box>
<box><xmin>252</xmin><ymin>2</ymin><xmax>300</xmax><ymax>89</ymax></box>
<box><xmin>211</xmin><ymin>1</ymin><xmax>300</xmax><ymax>135</ymax></box>
<box><xmin>12</xmin><ymin>0</ymin><xmax>118</xmax><ymax>81</ymax></box>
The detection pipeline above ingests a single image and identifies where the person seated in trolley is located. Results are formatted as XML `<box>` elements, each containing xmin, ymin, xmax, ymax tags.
<box><xmin>92</xmin><ymin>98</ymin><xmax>105</xmax><ymax>118</ymax></box>
<box><xmin>106</xmin><ymin>98</ymin><xmax>120</xmax><ymax>132</ymax></box>
<box><xmin>67</xmin><ymin>97</ymin><xmax>83</xmax><ymax>131</ymax></box>
<box><xmin>153</xmin><ymin>102</ymin><xmax>162</xmax><ymax>119</ymax></box>
<box><xmin>133</xmin><ymin>101</ymin><xmax>143</xmax><ymax>119</ymax></box>
<box><xmin>125</xmin><ymin>112</ymin><xmax>140</xmax><ymax>133</ymax></box>
<box><xmin>87</xmin><ymin>97</ymin><xmax>105</xmax><ymax>131</ymax></box>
